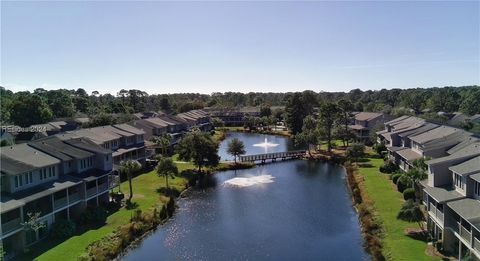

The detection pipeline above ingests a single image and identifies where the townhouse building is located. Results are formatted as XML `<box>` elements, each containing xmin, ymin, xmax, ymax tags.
<box><xmin>0</xmin><ymin>137</ymin><xmax>114</xmax><ymax>260</ymax></box>
<box><xmin>378</xmin><ymin>115</ymin><xmax>480</xmax><ymax>260</ymax></box>
<box><xmin>349</xmin><ymin>112</ymin><xmax>392</xmax><ymax>143</ymax></box>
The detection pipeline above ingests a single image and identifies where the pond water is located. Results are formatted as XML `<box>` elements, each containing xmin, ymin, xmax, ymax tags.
<box><xmin>217</xmin><ymin>132</ymin><xmax>303</xmax><ymax>161</ymax></box>
<box><xmin>122</xmin><ymin>133</ymin><xmax>368</xmax><ymax>261</ymax></box>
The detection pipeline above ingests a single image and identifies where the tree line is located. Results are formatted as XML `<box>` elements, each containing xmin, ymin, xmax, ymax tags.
<box><xmin>1</xmin><ymin>86</ymin><xmax>479</xmax><ymax>127</ymax></box>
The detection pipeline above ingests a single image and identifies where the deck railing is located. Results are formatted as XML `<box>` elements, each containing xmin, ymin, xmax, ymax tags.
<box><xmin>239</xmin><ymin>150</ymin><xmax>306</xmax><ymax>162</ymax></box>
<box><xmin>1</xmin><ymin>217</ymin><xmax>21</xmax><ymax>234</ymax></box>
<box><xmin>54</xmin><ymin>197</ymin><xmax>68</xmax><ymax>210</ymax></box>
<box><xmin>460</xmin><ymin>224</ymin><xmax>472</xmax><ymax>244</ymax></box>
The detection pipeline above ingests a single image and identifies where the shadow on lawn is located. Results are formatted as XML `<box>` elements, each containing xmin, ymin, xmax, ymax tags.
<box><xmin>16</xmin><ymin>204</ymin><xmax>119</xmax><ymax>261</ymax></box>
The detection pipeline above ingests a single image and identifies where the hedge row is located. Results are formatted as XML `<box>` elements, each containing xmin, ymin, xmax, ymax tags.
<box><xmin>78</xmin><ymin>197</ymin><xmax>176</xmax><ymax>261</ymax></box>
<box><xmin>345</xmin><ymin>165</ymin><xmax>385</xmax><ymax>261</ymax></box>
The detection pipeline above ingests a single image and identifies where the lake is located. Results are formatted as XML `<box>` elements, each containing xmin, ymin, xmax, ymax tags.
<box><xmin>122</xmin><ymin>133</ymin><xmax>368</xmax><ymax>260</ymax></box>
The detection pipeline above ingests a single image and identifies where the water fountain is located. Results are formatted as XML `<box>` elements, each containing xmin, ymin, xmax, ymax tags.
<box><xmin>252</xmin><ymin>137</ymin><xmax>279</xmax><ymax>148</ymax></box>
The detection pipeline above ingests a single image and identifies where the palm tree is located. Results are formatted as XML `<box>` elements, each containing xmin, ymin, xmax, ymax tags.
<box><xmin>119</xmin><ymin>160</ymin><xmax>142</xmax><ymax>203</ymax></box>
<box><xmin>156</xmin><ymin>157</ymin><xmax>178</xmax><ymax>188</ymax></box>
<box><xmin>153</xmin><ymin>133</ymin><xmax>172</xmax><ymax>156</ymax></box>
<box><xmin>227</xmin><ymin>138</ymin><xmax>246</xmax><ymax>164</ymax></box>
<box><xmin>397</xmin><ymin>199</ymin><xmax>425</xmax><ymax>231</ymax></box>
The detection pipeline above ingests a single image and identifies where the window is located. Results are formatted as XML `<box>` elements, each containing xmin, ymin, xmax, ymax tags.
<box><xmin>454</xmin><ymin>174</ymin><xmax>464</xmax><ymax>189</ymax></box>
<box><xmin>48</xmin><ymin>167</ymin><xmax>52</xmax><ymax>177</ymax></box>
<box><xmin>15</xmin><ymin>176</ymin><xmax>19</xmax><ymax>188</ymax></box>
<box><xmin>29</xmin><ymin>172</ymin><xmax>33</xmax><ymax>183</ymax></box>
<box><xmin>475</xmin><ymin>181</ymin><xmax>480</xmax><ymax>196</ymax></box>
<box><xmin>19</xmin><ymin>175</ymin><xmax>23</xmax><ymax>186</ymax></box>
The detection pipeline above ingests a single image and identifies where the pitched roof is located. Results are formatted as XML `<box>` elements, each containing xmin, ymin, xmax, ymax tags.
<box><xmin>63</xmin><ymin>137</ymin><xmax>111</xmax><ymax>154</ymax></box>
<box><xmin>423</xmin><ymin>185</ymin><xmax>465</xmax><ymax>203</ymax></box>
<box><xmin>471</xmin><ymin>173</ymin><xmax>480</xmax><ymax>183</ymax></box>
<box><xmin>385</xmin><ymin>115</ymin><xmax>411</xmax><ymax>125</ymax></box>
<box><xmin>354</xmin><ymin>112</ymin><xmax>383</xmax><ymax>121</ymax></box>
<box><xmin>28</xmin><ymin>136</ymin><xmax>94</xmax><ymax>161</ymax></box>
<box><xmin>397</xmin><ymin>123</ymin><xmax>439</xmax><ymax>138</ymax></box>
<box><xmin>427</xmin><ymin>143</ymin><xmax>480</xmax><ymax>165</ymax></box>
<box><xmin>0</xmin><ymin>144</ymin><xmax>60</xmax><ymax>175</ymax></box>
<box><xmin>113</xmin><ymin>124</ymin><xmax>145</xmax><ymax>135</ymax></box>
<box><xmin>409</xmin><ymin>126</ymin><xmax>459</xmax><ymax>144</ymax></box>
<box><xmin>447</xmin><ymin>198</ymin><xmax>480</xmax><ymax>231</ymax></box>
<box><xmin>396</xmin><ymin>148</ymin><xmax>422</xmax><ymax>162</ymax></box>
<box><xmin>449</xmin><ymin>156</ymin><xmax>480</xmax><ymax>176</ymax></box>
<box><xmin>447</xmin><ymin>137</ymin><xmax>479</xmax><ymax>155</ymax></box>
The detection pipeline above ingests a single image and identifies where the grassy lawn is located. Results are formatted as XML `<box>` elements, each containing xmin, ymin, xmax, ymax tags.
<box><xmin>357</xmin><ymin>154</ymin><xmax>439</xmax><ymax>261</ymax></box>
<box><xmin>28</xmin><ymin>169</ymin><xmax>188</xmax><ymax>261</ymax></box>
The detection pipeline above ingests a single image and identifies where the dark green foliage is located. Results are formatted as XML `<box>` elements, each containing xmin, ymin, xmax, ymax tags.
<box><xmin>460</xmin><ymin>88</ymin><xmax>480</xmax><ymax>115</ymax></box>
<box><xmin>295</xmin><ymin>115</ymin><xmax>318</xmax><ymax>156</ymax></box>
<box><xmin>391</xmin><ymin>173</ymin><xmax>402</xmax><ymax>184</ymax></box>
<box><xmin>318</xmin><ymin>102</ymin><xmax>340</xmax><ymax>152</ymax></box>
<box><xmin>176</xmin><ymin>130</ymin><xmax>220</xmax><ymax>172</ymax></box>
<box><xmin>373</xmin><ymin>143</ymin><xmax>387</xmax><ymax>156</ymax></box>
<box><xmin>396</xmin><ymin>176</ymin><xmax>412</xmax><ymax>193</ymax></box>
<box><xmin>51</xmin><ymin>219</ymin><xmax>76</xmax><ymax>239</ymax></box>
<box><xmin>227</xmin><ymin>138</ymin><xmax>246</xmax><ymax>163</ymax></box>
<box><xmin>379</xmin><ymin>160</ymin><xmax>399</xmax><ymax>174</ymax></box>
<box><xmin>78</xmin><ymin>206</ymin><xmax>108</xmax><ymax>225</ymax></box>
<box><xmin>10</xmin><ymin>94</ymin><xmax>53</xmax><ymax>127</ymax></box>
<box><xmin>156</xmin><ymin>157</ymin><xmax>178</xmax><ymax>188</ymax></box>
<box><xmin>397</xmin><ymin>200</ymin><xmax>424</xmax><ymax>230</ymax></box>
<box><xmin>403</xmin><ymin>188</ymin><xmax>416</xmax><ymax>200</ymax></box>
<box><xmin>285</xmin><ymin>93</ymin><xmax>307</xmax><ymax>135</ymax></box>
<box><xmin>346</xmin><ymin>143</ymin><xmax>365</xmax><ymax>163</ymax></box>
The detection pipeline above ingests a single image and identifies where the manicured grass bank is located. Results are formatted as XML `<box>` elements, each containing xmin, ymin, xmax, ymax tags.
<box><xmin>29</xmin><ymin>171</ymin><xmax>187</xmax><ymax>261</ymax></box>
<box><xmin>356</xmin><ymin>155</ymin><xmax>439</xmax><ymax>261</ymax></box>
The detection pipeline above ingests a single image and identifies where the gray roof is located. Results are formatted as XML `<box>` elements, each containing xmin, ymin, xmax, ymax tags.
<box><xmin>387</xmin><ymin>146</ymin><xmax>404</xmax><ymax>152</ymax></box>
<box><xmin>396</xmin><ymin>148</ymin><xmax>422</xmax><ymax>162</ymax></box>
<box><xmin>409</xmin><ymin>126</ymin><xmax>459</xmax><ymax>144</ymax></box>
<box><xmin>427</xmin><ymin>143</ymin><xmax>480</xmax><ymax>165</ymax></box>
<box><xmin>447</xmin><ymin>198</ymin><xmax>480</xmax><ymax>231</ymax></box>
<box><xmin>0</xmin><ymin>155</ymin><xmax>36</xmax><ymax>175</ymax></box>
<box><xmin>0</xmin><ymin>144</ymin><xmax>60</xmax><ymax>175</ymax></box>
<box><xmin>447</xmin><ymin>138</ymin><xmax>479</xmax><ymax>155</ymax></box>
<box><xmin>397</xmin><ymin>123</ymin><xmax>439</xmax><ymax>138</ymax></box>
<box><xmin>113</xmin><ymin>124</ymin><xmax>145</xmax><ymax>135</ymax></box>
<box><xmin>355</xmin><ymin>112</ymin><xmax>383</xmax><ymax>121</ymax></box>
<box><xmin>423</xmin><ymin>185</ymin><xmax>465</xmax><ymax>203</ymax></box>
<box><xmin>95</xmin><ymin>125</ymin><xmax>135</xmax><ymax>137</ymax></box>
<box><xmin>471</xmin><ymin>173</ymin><xmax>480</xmax><ymax>183</ymax></box>
<box><xmin>28</xmin><ymin>136</ymin><xmax>94</xmax><ymax>161</ymax></box>
<box><xmin>63</xmin><ymin>137</ymin><xmax>111</xmax><ymax>154</ymax></box>
<box><xmin>385</xmin><ymin>115</ymin><xmax>411</xmax><ymax>125</ymax></box>
<box><xmin>144</xmin><ymin>118</ymin><xmax>169</xmax><ymax>128</ymax></box>
<box><xmin>449</xmin><ymin>156</ymin><xmax>480</xmax><ymax>176</ymax></box>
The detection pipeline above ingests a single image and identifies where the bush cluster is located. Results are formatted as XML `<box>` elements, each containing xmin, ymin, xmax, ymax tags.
<box><xmin>379</xmin><ymin>160</ymin><xmax>399</xmax><ymax>174</ymax></box>
<box><xmin>80</xmin><ymin>197</ymin><xmax>176</xmax><ymax>261</ymax></box>
<box><xmin>391</xmin><ymin>173</ymin><xmax>402</xmax><ymax>184</ymax></box>
<box><xmin>51</xmin><ymin>219</ymin><xmax>76</xmax><ymax>239</ymax></box>
<box><xmin>403</xmin><ymin>188</ymin><xmax>415</xmax><ymax>200</ymax></box>
<box><xmin>396</xmin><ymin>176</ymin><xmax>412</xmax><ymax>193</ymax></box>
<box><xmin>78</xmin><ymin>206</ymin><xmax>108</xmax><ymax>225</ymax></box>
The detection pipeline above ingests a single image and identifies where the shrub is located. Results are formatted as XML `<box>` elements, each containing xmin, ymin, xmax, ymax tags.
<box><xmin>397</xmin><ymin>176</ymin><xmax>412</xmax><ymax>193</ymax></box>
<box><xmin>379</xmin><ymin>160</ymin><xmax>399</xmax><ymax>174</ymax></box>
<box><xmin>78</xmin><ymin>206</ymin><xmax>108</xmax><ymax>225</ymax></box>
<box><xmin>50</xmin><ymin>219</ymin><xmax>76</xmax><ymax>239</ymax></box>
<box><xmin>373</xmin><ymin>143</ymin><xmax>387</xmax><ymax>156</ymax></box>
<box><xmin>391</xmin><ymin>173</ymin><xmax>402</xmax><ymax>184</ymax></box>
<box><xmin>403</xmin><ymin>188</ymin><xmax>416</xmax><ymax>200</ymax></box>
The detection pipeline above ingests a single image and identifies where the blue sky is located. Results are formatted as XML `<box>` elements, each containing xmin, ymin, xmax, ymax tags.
<box><xmin>1</xmin><ymin>1</ymin><xmax>479</xmax><ymax>94</ymax></box>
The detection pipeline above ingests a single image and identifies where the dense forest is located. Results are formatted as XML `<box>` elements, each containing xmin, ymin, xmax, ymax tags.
<box><xmin>0</xmin><ymin>86</ymin><xmax>479</xmax><ymax>127</ymax></box>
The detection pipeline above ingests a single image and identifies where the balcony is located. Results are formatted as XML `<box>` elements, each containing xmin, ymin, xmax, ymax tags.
<box><xmin>1</xmin><ymin>217</ymin><xmax>22</xmax><ymax>234</ymax></box>
<box><xmin>460</xmin><ymin>225</ymin><xmax>472</xmax><ymax>244</ymax></box>
<box><xmin>69</xmin><ymin>193</ymin><xmax>81</xmax><ymax>203</ymax></box>
<box><xmin>98</xmin><ymin>182</ymin><xmax>108</xmax><ymax>193</ymax></box>
<box><xmin>86</xmin><ymin>187</ymin><xmax>97</xmax><ymax>198</ymax></box>
<box><xmin>428</xmin><ymin>203</ymin><xmax>444</xmax><ymax>223</ymax></box>
<box><xmin>54</xmin><ymin>197</ymin><xmax>68</xmax><ymax>210</ymax></box>
<box><xmin>473</xmin><ymin>237</ymin><xmax>480</xmax><ymax>254</ymax></box>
